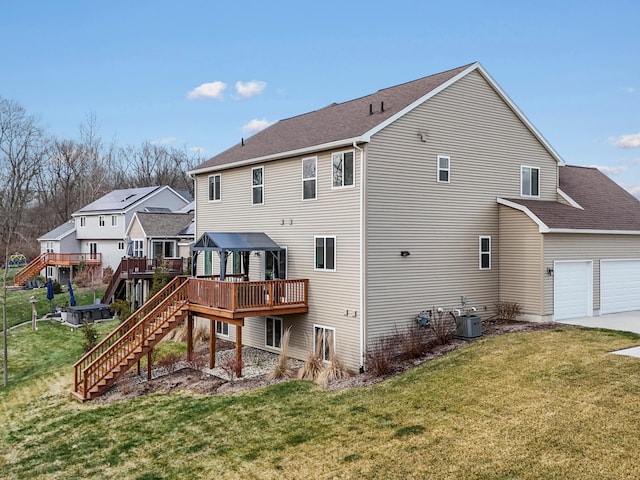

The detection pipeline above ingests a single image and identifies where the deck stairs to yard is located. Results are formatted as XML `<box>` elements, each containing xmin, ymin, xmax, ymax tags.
<box><xmin>14</xmin><ymin>252</ymin><xmax>102</xmax><ymax>287</ymax></box>
<box><xmin>72</xmin><ymin>276</ymin><xmax>189</xmax><ymax>401</ymax></box>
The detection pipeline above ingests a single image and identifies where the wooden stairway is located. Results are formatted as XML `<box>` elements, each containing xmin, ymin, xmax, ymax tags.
<box><xmin>72</xmin><ymin>276</ymin><xmax>189</xmax><ymax>401</ymax></box>
<box><xmin>14</xmin><ymin>253</ymin><xmax>48</xmax><ymax>286</ymax></box>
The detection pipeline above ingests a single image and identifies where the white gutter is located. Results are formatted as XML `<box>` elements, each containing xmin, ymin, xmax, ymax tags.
<box><xmin>188</xmin><ymin>136</ymin><xmax>366</xmax><ymax>176</ymax></box>
<box><xmin>353</xmin><ymin>141</ymin><xmax>366</xmax><ymax>373</ymax></box>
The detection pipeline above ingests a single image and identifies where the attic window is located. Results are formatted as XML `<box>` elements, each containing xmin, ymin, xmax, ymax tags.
<box><xmin>521</xmin><ymin>166</ymin><xmax>540</xmax><ymax>197</ymax></box>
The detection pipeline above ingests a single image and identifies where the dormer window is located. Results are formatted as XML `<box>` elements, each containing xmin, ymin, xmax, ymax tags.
<box><xmin>521</xmin><ymin>166</ymin><xmax>540</xmax><ymax>197</ymax></box>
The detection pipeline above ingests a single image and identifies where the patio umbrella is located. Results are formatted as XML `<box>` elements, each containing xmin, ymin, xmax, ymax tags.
<box><xmin>68</xmin><ymin>280</ymin><xmax>76</xmax><ymax>307</ymax></box>
<box><xmin>46</xmin><ymin>278</ymin><xmax>55</xmax><ymax>313</ymax></box>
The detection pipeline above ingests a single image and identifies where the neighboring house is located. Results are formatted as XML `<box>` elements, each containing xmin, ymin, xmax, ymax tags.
<box><xmin>36</xmin><ymin>220</ymin><xmax>80</xmax><ymax>283</ymax></box>
<box><xmin>71</xmin><ymin>186</ymin><xmax>191</xmax><ymax>273</ymax></box>
<box><xmin>181</xmin><ymin>61</ymin><xmax>640</xmax><ymax>373</ymax></box>
<box><xmin>110</xmin><ymin>210</ymin><xmax>194</xmax><ymax>306</ymax></box>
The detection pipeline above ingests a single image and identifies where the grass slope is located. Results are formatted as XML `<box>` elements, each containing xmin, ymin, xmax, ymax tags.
<box><xmin>2</xmin><ymin>324</ymin><xmax>640</xmax><ymax>479</ymax></box>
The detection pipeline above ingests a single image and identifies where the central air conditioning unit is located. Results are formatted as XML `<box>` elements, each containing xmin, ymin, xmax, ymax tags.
<box><xmin>455</xmin><ymin>315</ymin><xmax>482</xmax><ymax>339</ymax></box>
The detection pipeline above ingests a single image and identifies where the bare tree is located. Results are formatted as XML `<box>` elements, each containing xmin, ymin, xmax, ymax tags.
<box><xmin>0</xmin><ymin>97</ymin><xmax>46</xmax><ymax>386</ymax></box>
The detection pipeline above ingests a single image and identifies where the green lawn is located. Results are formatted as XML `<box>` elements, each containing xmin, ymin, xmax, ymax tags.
<box><xmin>1</xmin><ymin>323</ymin><xmax>640</xmax><ymax>479</ymax></box>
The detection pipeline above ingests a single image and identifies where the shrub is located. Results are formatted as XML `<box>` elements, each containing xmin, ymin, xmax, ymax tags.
<box><xmin>431</xmin><ymin>309</ymin><xmax>456</xmax><ymax>345</ymax></box>
<box><xmin>397</xmin><ymin>325</ymin><xmax>433</xmax><ymax>360</ymax></box>
<box><xmin>52</xmin><ymin>280</ymin><xmax>62</xmax><ymax>294</ymax></box>
<box><xmin>81</xmin><ymin>321</ymin><xmax>99</xmax><ymax>353</ymax></box>
<box><xmin>298</xmin><ymin>330</ymin><xmax>325</xmax><ymax>381</ymax></box>
<box><xmin>157</xmin><ymin>352</ymin><xmax>183</xmax><ymax>374</ymax></box>
<box><xmin>102</xmin><ymin>266</ymin><xmax>114</xmax><ymax>286</ymax></box>
<box><xmin>492</xmin><ymin>301</ymin><xmax>522</xmax><ymax>322</ymax></box>
<box><xmin>110</xmin><ymin>299</ymin><xmax>132</xmax><ymax>323</ymax></box>
<box><xmin>317</xmin><ymin>353</ymin><xmax>352</xmax><ymax>387</ymax></box>
<box><xmin>365</xmin><ymin>336</ymin><xmax>395</xmax><ymax>376</ymax></box>
<box><xmin>220</xmin><ymin>356</ymin><xmax>244</xmax><ymax>382</ymax></box>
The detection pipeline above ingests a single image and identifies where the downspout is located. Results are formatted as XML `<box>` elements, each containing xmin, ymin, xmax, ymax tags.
<box><xmin>353</xmin><ymin>141</ymin><xmax>366</xmax><ymax>373</ymax></box>
<box><xmin>188</xmin><ymin>172</ymin><xmax>197</xmax><ymax>276</ymax></box>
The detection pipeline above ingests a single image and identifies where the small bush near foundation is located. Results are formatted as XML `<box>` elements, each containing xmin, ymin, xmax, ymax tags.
<box><xmin>492</xmin><ymin>301</ymin><xmax>522</xmax><ymax>322</ymax></box>
<box><xmin>397</xmin><ymin>325</ymin><xmax>434</xmax><ymax>360</ymax></box>
<box><xmin>431</xmin><ymin>310</ymin><xmax>456</xmax><ymax>345</ymax></box>
<box><xmin>365</xmin><ymin>336</ymin><xmax>395</xmax><ymax>376</ymax></box>
<box><xmin>298</xmin><ymin>330</ymin><xmax>325</xmax><ymax>381</ymax></box>
<box><xmin>220</xmin><ymin>356</ymin><xmax>244</xmax><ymax>382</ymax></box>
<box><xmin>157</xmin><ymin>352</ymin><xmax>182</xmax><ymax>374</ymax></box>
<box><xmin>316</xmin><ymin>354</ymin><xmax>352</xmax><ymax>387</ymax></box>
<box><xmin>268</xmin><ymin>327</ymin><xmax>293</xmax><ymax>380</ymax></box>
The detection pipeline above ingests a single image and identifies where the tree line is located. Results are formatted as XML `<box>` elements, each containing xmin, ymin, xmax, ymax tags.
<box><xmin>0</xmin><ymin>96</ymin><xmax>204</xmax><ymax>263</ymax></box>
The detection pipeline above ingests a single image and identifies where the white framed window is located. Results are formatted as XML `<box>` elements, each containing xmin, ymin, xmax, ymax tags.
<box><xmin>302</xmin><ymin>156</ymin><xmax>317</xmax><ymax>200</ymax></box>
<box><xmin>437</xmin><ymin>155</ymin><xmax>450</xmax><ymax>183</ymax></box>
<box><xmin>216</xmin><ymin>321</ymin><xmax>229</xmax><ymax>337</ymax></box>
<box><xmin>479</xmin><ymin>236</ymin><xmax>491</xmax><ymax>270</ymax></box>
<box><xmin>208</xmin><ymin>174</ymin><xmax>221</xmax><ymax>202</ymax></box>
<box><xmin>314</xmin><ymin>236</ymin><xmax>336</xmax><ymax>271</ymax></box>
<box><xmin>111</xmin><ymin>215</ymin><xmax>118</xmax><ymax>227</ymax></box>
<box><xmin>132</xmin><ymin>240</ymin><xmax>144</xmax><ymax>258</ymax></box>
<box><xmin>521</xmin><ymin>166</ymin><xmax>540</xmax><ymax>197</ymax></box>
<box><xmin>45</xmin><ymin>241</ymin><xmax>54</xmax><ymax>253</ymax></box>
<box><xmin>46</xmin><ymin>266</ymin><xmax>54</xmax><ymax>278</ymax></box>
<box><xmin>79</xmin><ymin>217</ymin><xmax>86</xmax><ymax>227</ymax></box>
<box><xmin>118</xmin><ymin>241</ymin><xmax>125</xmax><ymax>250</ymax></box>
<box><xmin>89</xmin><ymin>242</ymin><xmax>98</xmax><ymax>260</ymax></box>
<box><xmin>314</xmin><ymin>325</ymin><xmax>335</xmax><ymax>362</ymax></box>
<box><xmin>99</xmin><ymin>216</ymin><xmax>105</xmax><ymax>227</ymax></box>
<box><xmin>252</xmin><ymin>166</ymin><xmax>264</xmax><ymax>205</ymax></box>
<box><xmin>332</xmin><ymin>150</ymin><xmax>355</xmax><ymax>188</ymax></box>
<box><xmin>266</xmin><ymin>317</ymin><xmax>283</xmax><ymax>349</ymax></box>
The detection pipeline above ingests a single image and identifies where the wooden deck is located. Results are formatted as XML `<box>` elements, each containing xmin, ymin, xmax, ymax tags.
<box><xmin>14</xmin><ymin>252</ymin><xmax>102</xmax><ymax>286</ymax></box>
<box><xmin>72</xmin><ymin>276</ymin><xmax>309</xmax><ymax>401</ymax></box>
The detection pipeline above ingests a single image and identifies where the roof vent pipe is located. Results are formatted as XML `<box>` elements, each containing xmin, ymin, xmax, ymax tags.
<box><xmin>381</xmin><ymin>101</ymin><xmax>384</xmax><ymax>112</ymax></box>
<box><xmin>369</xmin><ymin>104</ymin><xmax>373</xmax><ymax>115</ymax></box>
<box><xmin>241</xmin><ymin>138</ymin><xmax>244</xmax><ymax>146</ymax></box>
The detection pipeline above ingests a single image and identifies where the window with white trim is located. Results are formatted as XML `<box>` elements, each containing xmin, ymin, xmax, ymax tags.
<box><xmin>152</xmin><ymin>240</ymin><xmax>176</xmax><ymax>259</ymax></box>
<box><xmin>79</xmin><ymin>217</ymin><xmax>86</xmax><ymax>227</ymax></box>
<box><xmin>216</xmin><ymin>321</ymin><xmax>229</xmax><ymax>337</ymax></box>
<box><xmin>314</xmin><ymin>236</ymin><xmax>336</xmax><ymax>271</ymax></box>
<box><xmin>209</xmin><ymin>174</ymin><xmax>221</xmax><ymax>202</ymax></box>
<box><xmin>132</xmin><ymin>240</ymin><xmax>144</xmax><ymax>258</ymax></box>
<box><xmin>45</xmin><ymin>241</ymin><xmax>54</xmax><ymax>253</ymax></box>
<box><xmin>437</xmin><ymin>155</ymin><xmax>450</xmax><ymax>183</ymax></box>
<box><xmin>521</xmin><ymin>166</ymin><xmax>540</xmax><ymax>197</ymax></box>
<box><xmin>111</xmin><ymin>215</ymin><xmax>118</xmax><ymax>227</ymax></box>
<box><xmin>332</xmin><ymin>151</ymin><xmax>354</xmax><ymax>188</ymax></box>
<box><xmin>118</xmin><ymin>241</ymin><xmax>125</xmax><ymax>250</ymax></box>
<box><xmin>302</xmin><ymin>157</ymin><xmax>317</xmax><ymax>200</ymax></box>
<box><xmin>252</xmin><ymin>166</ymin><xmax>263</xmax><ymax>205</ymax></box>
<box><xmin>266</xmin><ymin>317</ymin><xmax>283</xmax><ymax>349</ymax></box>
<box><xmin>99</xmin><ymin>216</ymin><xmax>105</xmax><ymax>227</ymax></box>
<box><xmin>314</xmin><ymin>325</ymin><xmax>335</xmax><ymax>362</ymax></box>
<box><xmin>479</xmin><ymin>236</ymin><xmax>491</xmax><ymax>270</ymax></box>
<box><xmin>46</xmin><ymin>266</ymin><xmax>54</xmax><ymax>278</ymax></box>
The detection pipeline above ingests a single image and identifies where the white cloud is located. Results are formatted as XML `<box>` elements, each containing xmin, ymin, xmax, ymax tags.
<box><xmin>187</xmin><ymin>81</ymin><xmax>227</xmax><ymax>100</ymax></box>
<box><xmin>591</xmin><ymin>165</ymin><xmax>628</xmax><ymax>176</ymax></box>
<box><xmin>610</xmin><ymin>133</ymin><xmax>640</xmax><ymax>148</ymax></box>
<box><xmin>242</xmin><ymin>118</ymin><xmax>272</xmax><ymax>135</ymax></box>
<box><xmin>190</xmin><ymin>146</ymin><xmax>206</xmax><ymax>154</ymax></box>
<box><xmin>235</xmin><ymin>80</ymin><xmax>267</xmax><ymax>99</ymax></box>
<box><xmin>624</xmin><ymin>184</ymin><xmax>640</xmax><ymax>198</ymax></box>
<box><xmin>151</xmin><ymin>136</ymin><xmax>178</xmax><ymax>145</ymax></box>
<box><xmin>621</xmin><ymin>86</ymin><xmax>636</xmax><ymax>93</ymax></box>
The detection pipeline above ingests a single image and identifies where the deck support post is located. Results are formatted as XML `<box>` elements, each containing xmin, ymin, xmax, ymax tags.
<box><xmin>209</xmin><ymin>318</ymin><xmax>216</xmax><ymax>369</ymax></box>
<box><xmin>235</xmin><ymin>324</ymin><xmax>243</xmax><ymax>378</ymax></box>
<box><xmin>137</xmin><ymin>359</ymin><xmax>141</xmax><ymax>376</ymax></box>
<box><xmin>147</xmin><ymin>349</ymin><xmax>152</xmax><ymax>381</ymax></box>
<box><xmin>187</xmin><ymin>314</ymin><xmax>193</xmax><ymax>362</ymax></box>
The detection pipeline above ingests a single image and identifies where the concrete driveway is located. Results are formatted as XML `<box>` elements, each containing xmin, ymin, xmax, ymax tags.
<box><xmin>556</xmin><ymin>311</ymin><xmax>640</xmax><ymax>358</ymax></box>
<box><xmin>555</xmin><ymin>311</ymin><xmax>640</xmax><ymax>334</ymax></box>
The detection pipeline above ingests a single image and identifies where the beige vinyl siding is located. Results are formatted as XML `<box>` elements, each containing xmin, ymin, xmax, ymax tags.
<box><xmin>543</xmin><ymin>233</ymin><xmax>640</xmax><ymax>316</ymax></box>
<box><xmin>498</xmin><ymin>205</ymin><xmax>543</xmax><ymax>317</ymax></box>
<box><xmin>364</xmin><ymin>70</ymin><xmax>559</xmax><ymax>342</ymax></box>
<box><xmin>128</xmin><ymin>220</ymin><xmax>144</xmax><ymax>239</ymax></box>
<box><xmin>194</xmin><ymin>149</ymin><xmax>362</xmax><ymax>370</ymax></box>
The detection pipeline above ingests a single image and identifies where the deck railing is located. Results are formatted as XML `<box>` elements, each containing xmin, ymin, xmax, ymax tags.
<box><xmin>14</xmin><ymin>252</ymin><xmax>102</xmax><ymax>286</ymax></box>
<box><xmin>187</xmin><ymin>278</ymin><xmax>308</xmax><ymax>311</ymax></box>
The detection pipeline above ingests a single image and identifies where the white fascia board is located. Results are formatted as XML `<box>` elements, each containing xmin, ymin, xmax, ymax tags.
<box><xmin>557</xmin><ymin>188</ymin><xmax>584</xmax><ymax>210</ymax></box>
<box><xmin>497</xmin><ymin>197</ymin><xmax>550</xmax><ymax>233</ymax></box>
<box><xmin>124</xmin><ymin>213</ymin><xmax>140</xmax><ymax>238</ymax></box>
<box><xmin>188</xmin><ymin>137</ymin><xmax>366</xmax><ymax>176</ymax></box>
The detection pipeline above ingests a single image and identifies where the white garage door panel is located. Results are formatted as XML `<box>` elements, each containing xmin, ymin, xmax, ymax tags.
<box><xmin>554</xmin><ymin>261</ymin><xmax>592</xmax><ymax>321</ymax></box>
<box><xmin>601</xmin><ymin>260</ymin><xmax>640</xmax><ymax>315</ymax></box>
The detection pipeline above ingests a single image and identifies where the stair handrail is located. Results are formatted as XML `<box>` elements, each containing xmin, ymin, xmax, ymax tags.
<box><xmin>76</xmin><ymin>278</ymin><xmax>191</xmax><ymax>397</ymax></box>
<box><xmin>14</xmin><ymin>252</ymin><xmax>49</xmax><ymax>286</ymax></box>
<box><xmin>102</xmin><ymin>258</ymin><xmax>126</xmax><ymax>305</ymax></box>
<box><xmin>73</xmin><ymin>276</ymin><xmax>187</xmax><ymax>386</ymax></box>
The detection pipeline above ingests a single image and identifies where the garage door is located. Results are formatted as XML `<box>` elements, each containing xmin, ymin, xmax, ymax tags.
<box><xmin>554</xmin><ymin>261</ymin><xmax>593</xmax><ymax>321</ymax></box>
<box><xmin>600</xmin><ymin>260</ymin><xmax>640</xmax><ymax>315</ymax></box>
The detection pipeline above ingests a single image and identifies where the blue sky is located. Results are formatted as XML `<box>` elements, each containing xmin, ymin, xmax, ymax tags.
<box><xmin>2</xmin><ymin>1</ymin><xmax>639</xmax><ymax>194</ymax></box>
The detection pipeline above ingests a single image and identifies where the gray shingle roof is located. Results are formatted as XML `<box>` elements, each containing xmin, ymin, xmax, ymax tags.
<box><xmin>193</xmin><ymin>64</ymin><xmax>473</xmax><ymax>171</ymax></box>
<box><xmin>135</xmin><ymin>212</ymin><xmax>194</xmax><ymax>238</ymax></box>
<box><xmin>37</xmin><ymin>220</ymin><xmax>76</xmax><ymax>241</ymax></box>
<box><xmin>504</xmin><ymin>166</ymin><xmax>640</xmax><ymax>231</ymax></box>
